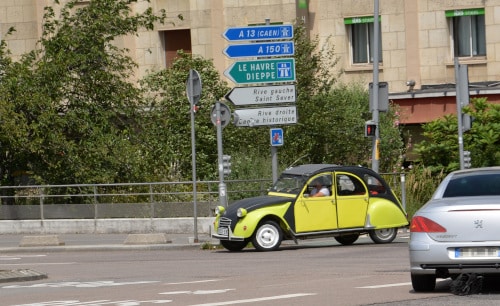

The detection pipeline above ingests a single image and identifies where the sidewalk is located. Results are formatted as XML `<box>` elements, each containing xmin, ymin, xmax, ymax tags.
<box><xmin>0</xmin><ymin>232</ymin><xmax>217</xmax><ymax>283</ymax></box>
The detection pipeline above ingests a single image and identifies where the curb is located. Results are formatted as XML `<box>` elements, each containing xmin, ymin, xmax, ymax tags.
<box><xmin>0</xmin><ymin>269</ymin><xmax>48</xmax><ymax>283</ymax></box>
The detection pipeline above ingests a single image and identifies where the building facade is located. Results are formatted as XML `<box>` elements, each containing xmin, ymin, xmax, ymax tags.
<box><xmin>2</xmin><ymin>0</ymin><xmax>500</xmax><ymax>127</ymax></box>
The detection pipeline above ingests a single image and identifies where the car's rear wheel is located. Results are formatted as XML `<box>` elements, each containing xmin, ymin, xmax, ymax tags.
<box><xmin>220</xmin><ymin>240</ymin><xmax>248</xmax><ymax>252</ymax></box>
<box><xmin>369</xmin><ymin>227</ymin><xmax>398</xmax><ymax>244</ymax></box>
<box><xmin>411</xmin><ymin>273</ymin><xmax>436</xmax><ymax>292</ymax></box>
<box><xmin>252</xmin><ymin>220</ymin><xmax>283</xmax><ymax>251</ymax></box>
<box><xmin>334</xmin><ymin>233</ymin><xmax>360</xmax><ymax>245</ymax></box>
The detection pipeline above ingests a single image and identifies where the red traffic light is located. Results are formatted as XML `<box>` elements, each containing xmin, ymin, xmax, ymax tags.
<box><xmin>365</xmin><ymin>123</ymin><xmax>377</xmax><ymax>137</ymax></box>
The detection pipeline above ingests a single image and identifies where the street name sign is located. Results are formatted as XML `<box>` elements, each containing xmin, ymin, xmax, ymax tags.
<box><xmin>224</xmin><ymin>58</ymin><xmax>295</xmax><ymax>84</ymax></box>
<box><xmin>234</xmin><ymin>106</ymin><xmax>297</xmax><ymax>127</ymax></box>
<box><xmin>223</xmin><ymin>41</ymin><xmax>294</xmax><ymax>58</ymax></box>
<box><xmin>225</xmin><ymin>84</ymin><xmax>296</xmax><ymax>106</ymax></box>
<box><xmin>223</xmin><ymin>24</ymin><xmax>293</xmax><ymax>42</ymax></box>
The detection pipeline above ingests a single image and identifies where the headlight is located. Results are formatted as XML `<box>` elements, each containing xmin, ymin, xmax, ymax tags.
<box><xmin>215</xmin><ymin>206</ymin><xmax>225</xmax><ymax>215</ymax></box>
<box><xmin>237</xmin><ymin>208</ymin><xmax>247</xmax><ymax>218</ymax></box>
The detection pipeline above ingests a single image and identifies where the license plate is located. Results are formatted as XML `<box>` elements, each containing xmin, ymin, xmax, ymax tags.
<box><xmin>455</xmin><ymin>247</ymin><xmax>500</xmax><ymax>258</ymax></box>
<box><xmin>217</xmin><ymin>227</ymin><xmax>229</xmax><ymax>236</ymax></box>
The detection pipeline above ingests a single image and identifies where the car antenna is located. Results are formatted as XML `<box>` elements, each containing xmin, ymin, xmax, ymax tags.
<box><xmin>286</xmin><ymin>154</ymin><xmax>309</xmax><ymax>170</ymax></box>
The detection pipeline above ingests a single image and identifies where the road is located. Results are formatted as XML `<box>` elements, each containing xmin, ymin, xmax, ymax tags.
<box><xmin>1</xmin><ymin>235</ymin><xmax>499</xmax><ymax>305</ymax></box>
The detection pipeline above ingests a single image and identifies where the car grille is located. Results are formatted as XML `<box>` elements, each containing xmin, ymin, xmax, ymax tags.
<box><xmin>218</xmin><ymin>217</ymin><xmax>232</xmax><ymax>228</ymax></box>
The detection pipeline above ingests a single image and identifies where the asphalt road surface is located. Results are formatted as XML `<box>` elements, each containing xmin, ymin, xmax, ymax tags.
<box><xmin>1</xmin><ymin>234</ymin><xmax>499</xmax><ymax>305</ymax></box>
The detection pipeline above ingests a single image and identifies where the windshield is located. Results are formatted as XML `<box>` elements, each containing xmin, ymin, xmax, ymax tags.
<box><xmin>269</xmin><ymin>174</ymin><xmax>307</xmax><ymax>195</ymax></box>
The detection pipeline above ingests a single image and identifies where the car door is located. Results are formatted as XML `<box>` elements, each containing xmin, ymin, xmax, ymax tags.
<box><xmin>294</xmin><ymin>173</ymin><xmax>338</xmax><ymax>233</ymax></box>
<box><xmin>334</xmin><ymin>172</ymin><xmax>369</xmax><ymax>229</ymax></box>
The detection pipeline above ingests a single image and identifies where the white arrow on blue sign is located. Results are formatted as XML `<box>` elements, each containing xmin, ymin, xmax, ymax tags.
<box><xmin>223</xmin><ymin>24</ymin><xmax>293</xmax><ymax>42</ymax></box>
<box><xmin>223</xmin><ymin>41</ymin><xmax>294</xmax><ymax>58</ymax></box>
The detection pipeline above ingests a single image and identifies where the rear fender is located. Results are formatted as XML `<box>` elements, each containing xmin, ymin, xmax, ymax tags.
<box><xmin>232</xmin><ymin>202</ymin><xmax>291</xmax><ymax>238</ymax></box>
<box><xmin>367</xmin><ymin>198</ymin><xmax>409</xmax><ymax>228</ymax></box>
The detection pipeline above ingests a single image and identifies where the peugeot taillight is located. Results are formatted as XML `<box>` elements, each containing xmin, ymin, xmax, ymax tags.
<box><xmin>410</xmin><ymin>216</ymin><xmax>446</xmax><ymax>233</ymax></box>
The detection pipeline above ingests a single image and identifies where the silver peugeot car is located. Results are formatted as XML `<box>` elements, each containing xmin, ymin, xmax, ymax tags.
<box><xmin>409</xmin><ymin>167</ymin><xmax>500</xmax><ymax>292</ymax></box>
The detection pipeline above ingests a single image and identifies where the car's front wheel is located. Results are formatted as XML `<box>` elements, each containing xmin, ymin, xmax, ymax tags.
<box><xmin>220</xmin><ymin>240</ymin><xmax>248</xmax><ymax>252</ymax></box>
<box><xmin>411</xmin><ymin>273</ymin><xmax>436</xmax><ymax>292</ymax></box>
<box><xmin>334</xmin><ymin>233</ymin><xmax>360</xmax><ymax>245</ymax></box>
<box><xmin>369</xmin><ymin>227</ymin><xmax>398</xmax><ymax>244</ymax></box>
<box><xmin>252</xmin><ymin>220</ymin><xmax>283</xmax><ymax>251</ymax></box>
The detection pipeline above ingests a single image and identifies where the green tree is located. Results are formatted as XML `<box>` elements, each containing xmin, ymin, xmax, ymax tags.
<box><xmin>140</xmin><ymin>51</ymin><xmax>230</xmax><ymax>180</ymax></box>
<box><xmin>416</xmin><ymin>97</ymin><xmax>500</xmax><ymax>173</ymax></box>
<box><xmin>0</xmin><ymin>0</ymin><xmax>167</xmax><ymax>185</ymax></box>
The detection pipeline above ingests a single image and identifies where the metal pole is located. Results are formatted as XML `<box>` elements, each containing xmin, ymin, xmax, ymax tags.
<box><xmin>189</xmin><ymin>72</ymin><xmax>199</xmax><ymax>243</ymax></box>
<box><xmin>271</xmin><ymin>146</ymin><xmax>278</xmax><ymax>183</ymax></box>
<box><xmin>454</xmin><ymin>57</ymin><xmax>465</xmax><ymax>170</ymax></box>
<box><xmin>264</xmin><ymin>17</ymin><xmax>279</xmax><ymax>183</ymax></box>
<box><xmin>216</xmin><ymin>102</ymin><xmax>228</xmax><ymax>207</ymax></box>
<box><xmin>371</xmin><ymin>0</ymin><xmax>380</xmax><ymax>173</ymax></box>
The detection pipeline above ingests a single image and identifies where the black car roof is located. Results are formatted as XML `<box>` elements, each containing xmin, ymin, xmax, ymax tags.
<box><xmin>282</xmin><ymin>164</ymin><xmax>375</xmax><ymax>177</ymax></box>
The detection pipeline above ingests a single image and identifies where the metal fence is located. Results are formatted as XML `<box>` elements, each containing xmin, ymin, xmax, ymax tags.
<box><xmin>0</xmin><ymin>173</ymin><xmax>406</xmax><ymax>221</ymax></box>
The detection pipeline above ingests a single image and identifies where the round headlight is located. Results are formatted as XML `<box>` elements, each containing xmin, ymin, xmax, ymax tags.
<box><xmin>237</xmin><ymin>208</ymin><xmax>247</xmax><ymax>218</ymax></box>
<box><xmin>215</xmin><ymin>206</ymin><xmax>225</xmax><ymax>215</ymax></box>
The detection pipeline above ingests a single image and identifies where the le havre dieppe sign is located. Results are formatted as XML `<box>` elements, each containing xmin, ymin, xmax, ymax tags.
<box><xmin>224</xmin><ymin>58</ymin><xmax>295</xmax><ymax>85</ymax></box>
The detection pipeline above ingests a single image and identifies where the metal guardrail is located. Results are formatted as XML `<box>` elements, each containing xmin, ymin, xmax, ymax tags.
<box><xmin>0</xmin><ymin>173</ymin><xmax>406</xmax><ymax>220</ymax></box>
<box><xmin>0</xmin><ymin>179</ymin><xmax>272</xmax><ymax>220</ymax></box>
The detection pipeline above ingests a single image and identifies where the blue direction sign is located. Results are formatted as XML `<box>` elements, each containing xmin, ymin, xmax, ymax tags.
<box><xmin>224</xmin><ymin>41</ymin><xmax>294</xmax><ymax>58</ymax></box>
<box><xmin>223</xmin><ymin>24</ymin><xmax>293</xmax><ymax>42</ymax></box>
<box><xmin>224</xmin><ymin>58</ymin><xmax>295</xmax><ymax>84</ymax></box>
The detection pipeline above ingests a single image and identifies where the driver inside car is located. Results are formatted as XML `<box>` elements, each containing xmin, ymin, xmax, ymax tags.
<box><xmin>310</xmin><ymin>178</ymin><xmax>330</xmax><ymax>197</ymax></box>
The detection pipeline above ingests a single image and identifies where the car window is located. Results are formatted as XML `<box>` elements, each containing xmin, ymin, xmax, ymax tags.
<box><xmin>443</xmin><ymin>173</ymin><xmax>500</xmax><ymax>197</ymax></box>
<box><xmin>269</xmin><ymin>174</ymin><xmax>307</xmax><ymax>194</ymax></box>
<box><xmin>336</xmin><ymin>174</ymin><xmax>366</xmax><ymax>196</ymax></box>
<box><xmin>306</xmin><ymin>174</ymin><xmax>333</xmax><ymax>196</ymax></box>
<box><xmin>363</xmin><ymin>174</ymin><xmax>387</xmax><ymax>195</ymax></box>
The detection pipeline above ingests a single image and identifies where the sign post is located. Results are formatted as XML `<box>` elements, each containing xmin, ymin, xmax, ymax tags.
<box><xmin>187</xmin><ymin>69</ymin><xmax>201</xmax><ymax>243</ymax></box>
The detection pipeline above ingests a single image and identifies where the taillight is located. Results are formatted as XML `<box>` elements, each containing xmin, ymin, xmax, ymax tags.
<box><xmin>410</xmin><ymin>216</ymin><xmax>446</xmax><ymax>233</ymax></box>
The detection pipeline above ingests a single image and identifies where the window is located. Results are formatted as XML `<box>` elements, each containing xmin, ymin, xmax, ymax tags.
<box><xmin>336</xmin><ymin>174</ymin><xmax>366</xmax><ymax>196</ymax></box>
<box><xmin>162</xmin><ymin>29</ymin><xmax>192</xmax><ymax>67</ymax></box>
<box><xmin>345</xmin><ymin>16</ymin><xmax>382</xmax><ymax>64</ymax></box>
<box><xmin>447</xmin><ymin>8</ymin><xmax>486</xmax><ymax>58</ymax></box>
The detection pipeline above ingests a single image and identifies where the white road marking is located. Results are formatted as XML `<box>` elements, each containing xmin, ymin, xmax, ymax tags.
<box><xmin>3</xmin><ymin>280</ymin><xmax>159</xmax><ymax>289</ymax></box>
<box><xmin>160</xmin><ymin>289</ymin><xmax>235</xmax><ymax>295</ymax></box>
<box><xmin>164</xmin><ymin>279</ymin><xmax>220</xmax><ymax>285</ymax></box>
<box><xmin>356</xmin><ymin>282</ymin><xmax>412</xmax><ymax>288</ymax></box>
<box><xmin>10</xmin><ymin>300</ymin><xmax>173</xmax><ymax>306</ymax></box>
<box><xmin>1</xmin><ymin>262</ymin><xmax>75</xmax><ymax>266</ymax></box>
<box><xmin>357</xmin><ymin>279</ymin><xmax>447</xmax><ymax>289</ymax></box>
<box><xmin>0</xmin><ymin>255</ymin><xmax>46</xmax><ymax>261</ymax></box>
<box><xmin>189</xmin><ymin>293</ymin><xmax>317</xmax><ymax>305</ymax></box>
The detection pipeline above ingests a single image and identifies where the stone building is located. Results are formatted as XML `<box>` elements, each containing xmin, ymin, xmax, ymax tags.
<box><xmin>2</xmin><ymin>0</ymin><xmax>500</xmax><ymax>129</ymax></box>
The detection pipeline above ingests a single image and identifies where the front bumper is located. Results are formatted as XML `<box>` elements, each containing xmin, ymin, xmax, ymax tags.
<box><xmin>212</xmin><ymin>217</ymin><xmax>245</xmax><ymax>241</ymax></box>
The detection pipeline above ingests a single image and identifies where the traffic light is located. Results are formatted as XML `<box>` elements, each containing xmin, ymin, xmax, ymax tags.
<box><xmin>222</xmin><ymin>155</ymin><xmax>232</xmax><ymax>176</ymax></box>
<box><xmin>364</xmin><ymin>121</ymin><xmax>377</xmax><ymax>137</ymax></box>
<box><xmin>463</xmin><ymin>150</ymin><xmax>471</xmax><ymax>169</ymax></box>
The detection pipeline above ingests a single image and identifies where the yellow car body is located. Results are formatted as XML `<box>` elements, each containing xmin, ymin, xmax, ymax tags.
<box><xmin>213</xmin><ymin>164</ymin><xmax>408</xmax><ymax>251</ymax></box>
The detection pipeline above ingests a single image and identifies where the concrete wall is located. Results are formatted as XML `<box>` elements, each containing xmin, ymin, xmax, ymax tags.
<box><xmin>0</xmin><ymin>217</ymin><xmax>214</xmax><ymax>234</ymax></box>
